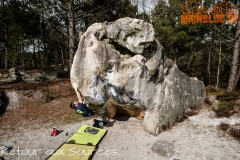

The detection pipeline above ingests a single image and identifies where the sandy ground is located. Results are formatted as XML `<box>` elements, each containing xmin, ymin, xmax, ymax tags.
<box><xmin>0</xmin><ymin>104</ymin><xmax>240</xmax><ymax>160</ymax></box>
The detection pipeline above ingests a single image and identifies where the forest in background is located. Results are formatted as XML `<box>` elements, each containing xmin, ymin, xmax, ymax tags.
<box><xmin>1</xmin><ymin>0</ymin><xmax>240</xmax><ymax>91</ymax></box>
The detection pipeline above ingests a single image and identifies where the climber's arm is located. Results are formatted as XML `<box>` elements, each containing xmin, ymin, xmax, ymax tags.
<box><xmin>75</xmin><ymin>89</ymin><xmax>83</xmax><ymax>104</ymax></box>
<box><xmin>72</xmin><ymin>83</ymin><xmax>83</xmax><ymax>104</ymax></box>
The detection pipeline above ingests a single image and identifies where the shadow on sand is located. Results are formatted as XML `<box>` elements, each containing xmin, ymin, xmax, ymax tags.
<box><xmin>0</xmin><ymin>91</ymin><xmax>9</xmax><ymax>116</ymax></box>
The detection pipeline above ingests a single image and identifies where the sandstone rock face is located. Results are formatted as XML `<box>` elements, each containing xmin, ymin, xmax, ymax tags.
<box><xmin>70</xmin><ymin>17</ymin><xmax>206</xmax><ymax>135</ymax></box>
<box><xmin>106</xmin><ymin>17</ymin><xmax>155</xmax><ymax>54</ymax></box>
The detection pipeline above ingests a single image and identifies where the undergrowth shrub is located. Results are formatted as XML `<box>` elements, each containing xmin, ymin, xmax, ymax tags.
<box><xmin>218</xmin><ymin>100</ymin><xmax>228</xmax><ymax>112</ymax></box>
<box><xmin>44</xmin><ymin>87</ymin><xmax>54</xmax><ymax>102</ymax></box>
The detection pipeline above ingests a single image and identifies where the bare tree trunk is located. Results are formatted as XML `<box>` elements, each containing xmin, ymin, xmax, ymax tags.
<box><xmin>45</xmin><ymin>51</ymin><xmax>49</xmax><ymax>69</ymax></box>
<box><xmin>32</xmin><ymin>39</ymin><xmax>36</xmax><ymax>68</ymax></box>
<box><xmin>207</xmin><ymin>52</ymin><xmax>211</xmax><ymax>85</ymax></box>
<box><xmin>137</xmin><ymin>0</ymin><xmax>138</xmax><ymax>16</ymax></box>
<box><xmin>187</xmin><ymin>52</ymin><xmax>195</xmax><ymax>73</ymax></box>
<box><xmin>207</xmin><ymin>34</ymin><xmax>214</xmax><ymax>85</ymax></box>
<box><xmin>187</xmin><ymin>53</ymin><xmax>191</xmax><ymax>68</ymax></box>
<box><xmin>4</xmin><ymin>23</ymin><xmax>8</xmax><ymax>69</ymax></box>
<box><xmin>20</xmin><ymin>41</ymin><xmax>25</xmax><ymax>68</ymax></box>
<box><xmin>142</xmin><ymin>0</ymin><xmax>146</xmax><ymax>20</ymax></box>
<box><xmin>3</xmin><ymin>0</ymin><xmax>9</xmax><ymax>69</ymax></box>
<box><xmin>40</xmin><ymin>11</ymin><xmax>48</xmax><ymax>69</ymax></box>
<box><xmin>38</xmin><ymin>37</ymin><xmax>40</xmax><ymax>67</ymax></box>
<box><xmin>228</xmin><ymin>15</ymin><xmax>240</xmax><ymax>91</ymax></box>
<box><xmin>68</xmin><ymin>0</ymin><xmax>75</xmax><ymax>68</ymax></box>
<box><xmin>57</xmin><ymin>38</ymin><xmax>65</xmax><ymax>65</ymax></box>
<box><xmin>42</xmin><ymin>38</ymin><xmax>46</xmax><ymax>69</ymax></box>
<box><xmin>216</xmin><ymin>38</ymin><xmax>222</xmax><ymax>88</ymax></box>
<box><xmin>174</xmin><ymin>47</ymin><xmax>178</xmax><ymax>63</ymax></box>
<box><xmin>234</xmin><ymin>66</ymin><xmax>240</xmax><ymax>88</ymax></box>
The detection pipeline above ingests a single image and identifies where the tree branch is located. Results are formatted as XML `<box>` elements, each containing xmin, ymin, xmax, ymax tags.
<box><xmin>46</xmin><ymin>19</ymin><xmax>68</xmax><ymax>37</ymax></box>
<box><xmin>74</xmin><ymin>3</ymin><xmax>112</xmax><ymax>19</ymax></box>
<box><xmin>54</xmin><ymin>0</ymin><xmax>68</xmax><ymax>10</ymax></box>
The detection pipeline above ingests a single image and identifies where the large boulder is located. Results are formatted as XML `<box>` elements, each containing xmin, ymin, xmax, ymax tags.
<box><xmin>70</xmin><ymin>17</ymin><xmax>206</xmax><ymax>135</ymax></box>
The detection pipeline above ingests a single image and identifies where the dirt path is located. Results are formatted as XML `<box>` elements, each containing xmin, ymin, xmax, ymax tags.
<box><xmin>1</xmin><ymin>80</ymin><xmax>240</xmax><ymax>160</ymax></box>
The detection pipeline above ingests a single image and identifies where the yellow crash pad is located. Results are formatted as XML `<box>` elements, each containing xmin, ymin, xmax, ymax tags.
<box><xmin>46</xmin><ymin>143</ymin><xmax>96</xmax><ymax>160</ymax></box>
<box><xmin>67</xmin><ymin>124</ymin><xmax>107</xmax><ymax>146</ymax></box>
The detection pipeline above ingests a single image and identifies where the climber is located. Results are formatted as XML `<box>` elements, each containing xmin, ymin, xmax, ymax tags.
<box><xmin>70</xmin><ymin>84</ymin><xmax>95</xmax><ymax>117</ymax></box>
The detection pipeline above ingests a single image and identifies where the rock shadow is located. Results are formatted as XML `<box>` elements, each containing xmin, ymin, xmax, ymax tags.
<box><xmin>104</xmin><ymin>115</ymin><xmax>130</xmax><ymax>127</ymax></box>
<box><xmin>114</xmin><ymin>115</ymin><xmax>130</xmax><ymax>121</ymax></box>
<box><xmin>0</xmin><ymin>91</ymin><xmax>9</xmax><ymax>116</ymax></box>
<box><xmin>104</xmin><ymin>119</ymin><xmax>117</xmax><ymax>127</ymax></box>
